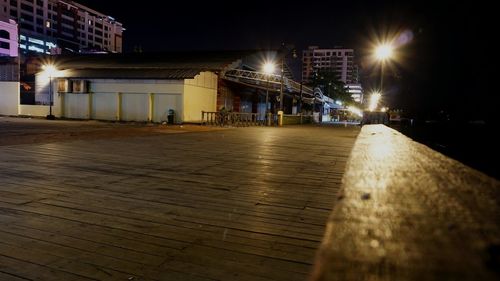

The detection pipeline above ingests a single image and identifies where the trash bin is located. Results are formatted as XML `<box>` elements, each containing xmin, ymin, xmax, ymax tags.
<box><xmin>167</xmin><ymin>109</ymin><xmax>175</xmax><ymax>124</ymax></box>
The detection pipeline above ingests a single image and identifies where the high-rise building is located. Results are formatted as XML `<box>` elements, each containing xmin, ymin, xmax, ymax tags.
<box><xmin>1</xmin><ymin>0</ymin><xmax>123</xmax><ymax>54</ymax></box>
<box><xmin>302</xmin><ymin>46</ymin><xmax>363</xmax><ymax>103</ymax></box>
<box><xmin>0</xmin><ymin>17</ymin><xmax>18</xmax><ymax>57</ymax></box>
<box><xmin>302</xmin><ymin>46</ymin><xmax>359</xmax><ymax>84</ymax></box>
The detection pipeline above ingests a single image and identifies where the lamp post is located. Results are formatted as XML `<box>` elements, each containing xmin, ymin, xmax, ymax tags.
<box><xmin>298</xmin><ymin>80</ymin><xmax>303</xmax><ymax>114</ymax></box>
<box><xmin>374</xmin><ymin>43</ymin><xmax>393</xmax><ymax>102</ymax></box>
<box><xmin>43</xmin><ymin>64</ymin><xmax>57</xmax><ymax>120</ymax></box>
<box><xmin>263</xmin><ymin>62</ymin><xmax>275</xmax><ymax>125</ymax></box>
<box><xmin>278</xmin><ymin>44</ymin><xmax>297</xmax><ymax>113</ymax></box>
<box><xmin>279</xmin><ymin>56</ymin><xmax>284</xmax><ymax>112</ymax></box>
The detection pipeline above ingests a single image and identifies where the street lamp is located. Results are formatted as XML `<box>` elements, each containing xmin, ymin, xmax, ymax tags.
<box><xmin>373</xmin><ymin>43</ymin><xmax>394</xmax><ymax>99</ymax></box>
<box><xmin>263</xmin><ymin>62</ymin><xmax>275</xmax><ymax>114</ymax></box>
<box><xmin>43</xmin><ymin>64</ymin><xmax>57</xmax><ymax>120</ymax></box>
<box><xmin>374</xmin><ymin>44</ymin><xmax>393</xmax><ymax>61</ymax></box>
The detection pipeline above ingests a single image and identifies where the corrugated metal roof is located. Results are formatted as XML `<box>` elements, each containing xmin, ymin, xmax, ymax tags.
<box><xmin>53</xmin><ymin>51</ymin><xmax>255</xmax><ymax>70</ymax></box>
<box><xmin>58</xmin><ymin>68</ymin><xmax>203</xmax><ymax>79</ymax></box>
<box><xmin>46</xmin><ymin>51</ymin><xmax>264</xmax><ymax>80</ymax></box>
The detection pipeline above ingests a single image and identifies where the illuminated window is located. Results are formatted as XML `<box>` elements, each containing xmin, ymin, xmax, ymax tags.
<box><xmin>28</xmin><ymin>45</ymin><xmax>44</xmax><ymax>53</ymax></box>
<box><xmin>57</xmin><ymin>79</ymin><xmax>71</xmax><ymax>92</ymax></box>
<box><xmin>46</xmin><ymin>21</ymin><xmax>51</xmax><ymax>28</ymax></box>
<box><xmin>73</xmin><ymin>80</ymin><xmax>82</xmax><ymax>92</ymax></box>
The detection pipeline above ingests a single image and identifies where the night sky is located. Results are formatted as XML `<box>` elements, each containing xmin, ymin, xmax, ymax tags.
<box><xmin>78</xmin><ymin>0</ymin><xmax>496</xmax><ymax>121</ymax></box>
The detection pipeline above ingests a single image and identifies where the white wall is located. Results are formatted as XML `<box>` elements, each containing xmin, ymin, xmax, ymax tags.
<box><xmin>153</xmin><ymin>93</ymin><xmax>182</xmax><ymax>123</ymax></box>
<box><xmin>49</xmin><ymin>79</ymin><xmax>184</xmax><ymax>122</ymax></box>
<box><xmin>89</xmin><ymin>79</ymin><xmax>184</xmax><ymax>122</ymax></box>
<box><xmin>121</xmin><ymin>93</ymin><xmax>149</xmax><ymax>121</ymax></box>
<box><xmin>18</xmin><ymin>105</ymin><xmax>50</xmax><ymax>116</ymax></box>
<box><xmin>89</xmin><ymin>79</ymin><xmax>183</xmax><ymax>93</ymax></box>
<box><xmin>26</xmin><ymin>75</ymin><xmax>217</xmax><ymax>123</ymax></box>
<box><xmin>183</xmin><ymin>72</ymin><xmax>218</xmax><ymax>123</ymax></box>
<box><xmin>34</xmin><ymin>72</ymin><xmax>52</xmax><ymax>105</ymax></box>
<box><xmin>64</xmin><ymin>93</ymin><xmax>90</xmax><ymax>119</ymax></box>
<box><xmin>91</xmin><ymin>92</ymin><xmax>118</xmax><ymax>120</ymax></box>
<box><xmin>0</xmin><ymin>81</ymin><xmax>19</xmax><ymax>115</ymax></box>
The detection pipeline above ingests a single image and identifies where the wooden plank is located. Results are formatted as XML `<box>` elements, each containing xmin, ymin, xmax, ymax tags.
<box><xmin>0</xmin><ymin>124</ymin><xmax>359</xmax><ymax>280</ymax></box>
<box><xmin>0</xmin><ymin>248</ymin><xmax>96</xmax><ymax>281</ymax></box>
<box><xmin>0</xmin><ymin>271</ymin><xmax>31</xmax><ymax>281</ymax></box>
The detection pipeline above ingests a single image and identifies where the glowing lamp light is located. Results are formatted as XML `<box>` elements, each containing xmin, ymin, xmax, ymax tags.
<box><xmin>374</xmin><ymin>44</ymin><xmax>393</xmax><ymax>61</ymax></box>
<box><xmin>263</xmin><ymin>62</ymin><xmax>275</xmax><ymax>75</ymax></box>
<box><xmin>347</xmin><ymin>106</ymin><xmax>363</xmax><ymax>117</ymax></box>
<box><xmin>42</xmin><ymin>64</ymin><xmax>58</xmax><ymax>76</ymax></box>
<box><xmin>368</xmin><ymin>92</ymin><xmax>381</xmax><ymax>111</ymax></box>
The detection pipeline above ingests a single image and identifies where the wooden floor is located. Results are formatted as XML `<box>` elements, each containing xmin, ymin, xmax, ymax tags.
<box><xmin>0</xmin><ymin>123</ymin><xmax>358</xmax><ymax>281</ymax></box>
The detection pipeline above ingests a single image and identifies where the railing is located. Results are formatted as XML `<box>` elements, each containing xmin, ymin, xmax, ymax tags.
<box><xmin>0</xmin><ymin>62</ymin><xmax>19</xmax><ymax>82</ymax></box>
<box><xmin>202</xmin><ymin>111</ymin><xmax>278</xmax><ymax>127</ymax></box>
<box><xmin>282</xmin><ymin>114</ymin><xmax>314</xmax><ymax>125</ymax></box>
<box><xmin>202</xmin><ymin>111</ymin><xmax>316</xmax><ymax>127</ymax></box>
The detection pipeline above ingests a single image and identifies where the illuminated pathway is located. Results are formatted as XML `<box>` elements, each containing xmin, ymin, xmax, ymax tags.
<box><xmin>0</xmin><ymin>119</ymin><xmax>358</xmax><ymax>281</ymax></box>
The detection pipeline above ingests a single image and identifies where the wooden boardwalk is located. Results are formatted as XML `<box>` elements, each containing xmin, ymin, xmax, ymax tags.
<box><xmin>0</xmin><ymin>122</ymin><xmax>358</xmax><ymax>281</ymax></box>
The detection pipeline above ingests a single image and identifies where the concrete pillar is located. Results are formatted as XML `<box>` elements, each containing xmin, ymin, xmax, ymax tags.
<box><xmin>278</xmin><ymin>111</ymin><xmax>283</xmax><ymax>127</ymax></box>
<box><xmin>60</xmin><ymin>93</ymin><xmax>65</xmax><ymax>118</ymax></box>
<box><xmin>88</xmin><ymin>92</ymin><xmax>93</xmax><ymax>119</ymax></box>
<box><xmin>149</xmin><ymin>93</ymin><xmax>154</xmax><ymax>122</ymax></box>
<box><xmin>116</xmin><ymin>92</ymin><xmax>122</xmax><ymax>121</ymax></box>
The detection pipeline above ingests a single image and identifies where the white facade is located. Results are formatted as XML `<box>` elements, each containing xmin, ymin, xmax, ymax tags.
<box><xmin>0</xmin><ymin>18</ymin><xmax>18</xmax><ymax>57</ymax></box>
<box><xmin>1</xmin><ymin>0</ymin><xmax>123</xmax><ymax>54</ymax></box>
<box><xmin>0</xmin><ymin>81</ymin><xmax>20</xmax><ymax>115</ymax></box>
<box><xmin>302</xmin><ymin>46</ymin><xmax>358</xmax><ymax>84</ymax></box>
<box><xmin>32</xmin><ymin>71</ymin><xmax>218</xmax><ymax>123</ymax></box>
<box><xmin>345</xmin><ymin>83</ymin><xmax>363</xmax><ymax>103</ymax></box>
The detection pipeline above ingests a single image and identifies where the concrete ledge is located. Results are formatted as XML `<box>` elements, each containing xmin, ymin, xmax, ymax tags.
<box><xmin>311</xmin><ymin>125</ymin><xmax>500</xmax><ymax>281</ymax></box>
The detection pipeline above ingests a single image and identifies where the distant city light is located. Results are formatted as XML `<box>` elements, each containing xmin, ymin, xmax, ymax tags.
<box><xmin>381</xmin><ymin>107</ymin><xmax>388</xmax><ymax>112</ymax></box>
<box><xmin>368</xmin><ymin>92</ymin><xmax>381</xmax><ymax>111</ymax></box>
<box><xmin>347</xmin><ymin>106</ymin><xmax>363</xmax><ymax>117</ymax></box>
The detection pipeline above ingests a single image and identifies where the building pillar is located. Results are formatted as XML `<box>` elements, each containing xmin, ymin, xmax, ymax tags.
<box><xmin>60</xmin><ymin>93</ymin><xmax>65</xmax><ymax>118</ymax></box>
<box><xmin>149</xmin><ymin>93</ymin><xmax>154</xmax><ymax>122</ymax></box>
<box><xmin>116</xmin><ymin>92</ymin><xmax>122</xmax><ymax>121</ymax></box>
<box><xmin>88</xmin><ymin>92</ymin><xmax>92</xmax><ymax>119</ymax></box>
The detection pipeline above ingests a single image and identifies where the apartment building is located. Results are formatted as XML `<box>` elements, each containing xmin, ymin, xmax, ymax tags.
<box><xmin>302</xmin><ymin>46</ymin><xmax>358</xmax><ymax>84</ymax></box>
<box><xmin>1</xmin><ymin>0</ymin><xmax>123</xmax><ymax>54</ymax></box>
<box><xmin>0</xmin><ymin>16</ymin><xmax>18</xmax><ymax>57</ymax></box>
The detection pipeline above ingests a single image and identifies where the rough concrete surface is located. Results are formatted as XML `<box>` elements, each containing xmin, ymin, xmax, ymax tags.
<box><xmin>311</xmin><ymin>125</ymin><xmax>500</xmax><ymax>281</ymax></box>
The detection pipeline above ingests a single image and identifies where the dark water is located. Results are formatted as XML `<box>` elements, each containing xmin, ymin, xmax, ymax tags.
<box><xmin>392</xmin><ymin>121</ymin><xmax>499</xmax><ymax>180</ymax></box>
